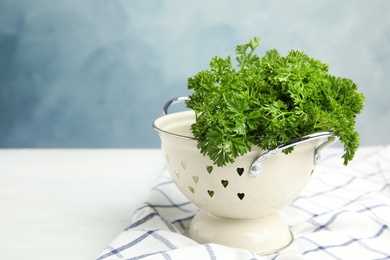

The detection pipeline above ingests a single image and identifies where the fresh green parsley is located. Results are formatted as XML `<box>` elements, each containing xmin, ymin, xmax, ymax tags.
<box><xmin>185</xmin><ymin>37</ymin><xmax>365</xmax><ymax>167</ymax></box>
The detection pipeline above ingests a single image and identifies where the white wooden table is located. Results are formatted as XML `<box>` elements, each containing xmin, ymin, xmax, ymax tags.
<box><xmin>2</xmin><ymin>148</ymin><xmax>390</xmax><ymax>260</ymax></box>
<box><xmin>0</xmin><ymin>149</ymin><xmax>166</xmax><ymax>260</ymax></box>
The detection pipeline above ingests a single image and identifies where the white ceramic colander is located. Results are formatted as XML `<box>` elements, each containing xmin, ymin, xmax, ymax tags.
<box><xmin>153</xmin><ymin>97</ymin><xmax>337</xmax><ymax>255</ymax></box>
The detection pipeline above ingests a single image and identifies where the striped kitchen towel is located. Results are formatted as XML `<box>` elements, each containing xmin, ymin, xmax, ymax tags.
<box><xmin>97</xmin><ymin>145</ymin><xmax>390</xmax><ymax>260</ymax></box>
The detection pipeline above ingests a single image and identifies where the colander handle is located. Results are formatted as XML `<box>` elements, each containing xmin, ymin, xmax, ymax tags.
<box><xmin>163</xmin><ymin>97</ymin><xmax>189</xmax><ymax>115</ymax></box>
<box><xmin>249</xmin><ymin>132</ymin><xmax>338</xmax><ymax>177</ymax></box>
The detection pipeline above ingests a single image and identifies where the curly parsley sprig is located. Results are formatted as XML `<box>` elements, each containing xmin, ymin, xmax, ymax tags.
<box><xmin>186</xmin><ymin>37</ymin><xmax>365</xmax><ymax>167</ymax></box>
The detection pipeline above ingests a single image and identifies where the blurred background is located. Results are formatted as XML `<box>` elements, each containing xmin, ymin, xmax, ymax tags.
<box><xmin>0</xmin><ymin>0</ymin><xmax>389</xmax><ymax>148</ymax></box>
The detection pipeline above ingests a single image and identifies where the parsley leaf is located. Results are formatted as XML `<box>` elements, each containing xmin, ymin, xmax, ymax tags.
<box><xmin>186</xmin><ymin>37</ymin><xmax>365</xmax><ymax>167</ymax></box>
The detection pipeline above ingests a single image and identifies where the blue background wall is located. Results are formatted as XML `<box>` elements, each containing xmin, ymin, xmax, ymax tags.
<box><xmin>1</xmin><ymin>0</ymin><xmax>389</xmax><ymax>148</ymax></box>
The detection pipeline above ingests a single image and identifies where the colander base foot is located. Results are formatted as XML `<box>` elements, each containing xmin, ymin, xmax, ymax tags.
<box><xmin>187</xmin><ymin>210</ymin><xmax>293</xmax><ymax>255</ymax></box>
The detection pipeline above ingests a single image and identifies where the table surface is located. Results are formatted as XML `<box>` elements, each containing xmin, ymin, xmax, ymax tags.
<box><xmin>2</xmin><ymin>147</ymin><xmax>390</xmax><ymax>260</ymax></box>
<box><xmin>0</xmin><ymin>149</ymin><xmax>166</xmax><ymax>260</ymax></box>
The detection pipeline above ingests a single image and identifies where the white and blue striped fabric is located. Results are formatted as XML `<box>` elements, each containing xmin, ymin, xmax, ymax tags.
<box><xmin>97</xmin><ymin>146</ymin><xmax>390</xmax><ymax>260</ymax></box>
